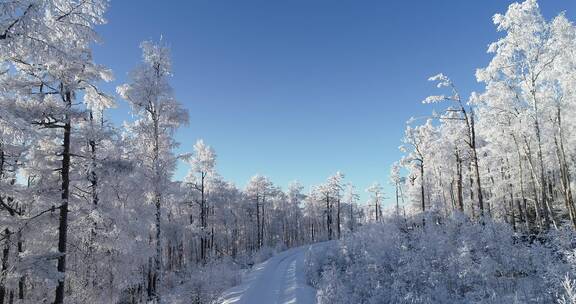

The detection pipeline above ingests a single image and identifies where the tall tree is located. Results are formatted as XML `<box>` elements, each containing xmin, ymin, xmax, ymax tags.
<box><xmin>245</xmin><ymin>175</ymin><xmax>273</xmax><ymax>249</ymax></box>
<box><xmin>366</xmin><ymin>182</ymin><xmax>384</xmax><ymax>222</ymax></box>
<box><xmin>424</xmin><ymin>74</ymin><xmax>485</xmax><ymax>218</ymax></box>
<box><xmin>0</xmin><ymin>1</ymin><xmax>113</xmax><ymax>303</ymax></box>
<box><xmin>328</xmin><ymin>172</ymin><xmax>344</xmax><ymax>239</ymax></box>
<box><xmin>476</xmin><ymin>0</ymin><xmax>571</xmax><ymax>229</ymax></box>
<box><xmin>344</xmin><ymin>183</ymin><xmax>359</xmax><ymax>233</ymax></box>
<box><xmin>401</xmin><ymin>120</ymin><xmax>437</xmax><ymax>215</ymax></box>
<box><xmin>185</xmin><ymin>139</ymin><xmax>216</xmax><ymax>262</ymax></box>
<box><xmin>390</xmin><ymin>162</ymin><xmax>404</xmax><ymax>216</ymax></box>
<box><xmin>117</xmin><ymin>40</ymin><xmax>188</xmax><ymax>302</ymax></box>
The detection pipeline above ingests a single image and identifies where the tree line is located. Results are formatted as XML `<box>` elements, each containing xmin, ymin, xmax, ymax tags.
<box><xmin>398</xmin><ymin>0</ymin><xmax>576</xmax><ymax>233</ymax></box>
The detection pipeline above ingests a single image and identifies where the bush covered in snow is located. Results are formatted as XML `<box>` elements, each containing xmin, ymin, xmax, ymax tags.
<box><xmin>306</xmin><ymin>214</ymin><xmax>576</xmax><ymax>304</ymax></box>
<box><xmin>161</xmin><ymin>257</ymin><xmax>240</xmax><ymax>304</ymax></box>
<box><xmin>160</xmin><ymin>244</ymin><xmax>285</xmax><ymax>304</ymax></box>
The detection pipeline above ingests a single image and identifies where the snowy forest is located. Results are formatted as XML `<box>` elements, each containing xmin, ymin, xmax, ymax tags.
<box><xmin>0</xmin><ymin>0</ymin><xmax>576</xmax><ymax>303</ymax></box>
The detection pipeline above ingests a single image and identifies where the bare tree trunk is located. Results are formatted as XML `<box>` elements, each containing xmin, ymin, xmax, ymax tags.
<box><xmin>530</xmin><ymin>82</ymin><xmax>558</xmax><ymax>229</ymax></box>
<box><xmin>151</xmin><ymin>116</ymin><xmax>161</xmax><ymax>303</ymax></box>
<box><xmin>349</xmin><ymin>201</ymin><xmax>354</xmax><ymax>232</ymax></box>
<box><xmin>375</xmin><ymin>198</ymin><xmax>379</xmax><ymax>222</ymax></box>
<box><xmin>395</xmin><ymin>183</ymin><xmax>400</xmax><ymax>216</ymax></box>
<box><xmin>469</xmin><ymin>163</ymin><xmax>476</xmax><ymax>219</ymax></box>
<box><xmin>326</xmin><ymin>194</ymin><xmax>332</xmax><ymax>240</ymax></box>
<box><xmin>455</xmin><ymin>149</ymin><xmax>464</xmax><ymax>212</ymax></box>
<box><xmin>420</xmin><ymin>162</ymin><xmax>425</xmax><ymax>213</ymax></box>
<box><xmin>470</xmin><ymin>113</ymin><xmax>484</xmax><ymax>218</ymax></box>
<box><xmin>537</xmin><ymin>134</ymin><xmax>556</xmax><ymax>229</ymax></box>
<box><xmin>508</xmin><ymin>177</ymin><xmax>516</xmax><ymax>231</ymax></box>
<box><xmin>450</xmin><ymin>180</ymin><xmax>456</xmax><ymax>211</ymax></box>
<box><xmin>89</xmin><ymin>111</ymin><xmax>99</xmax><ymax>206</ymax></box>
<box><xmin>531</xmin><ymin>86</ymin><xmax>557</xmax><ymax>229</ymax></box>
<box><xmin>261</xmin><ymin>198</ymin><xmax>266</xmax><ymax>247</ymax></box>
<box><xmin>153</xmin><ymin>194</ymin><xmax>160</xmax><ymax>300</ymax></box>
<box><xmin>54</xmin><ymin>90</ymin><xmax>72</xmax><ymax>304</ymax></box>
<box><xmin>336</xmin><ymin>198</ymin><xmax>341</xmax><ymax>239</ymax></box>
<box><xmin>0</xmin><ymin>150</ymin><xmax>10</xmax><ymax>304</ymax></box>
<box><xmin>0</xmin><ymin>144</ymin><xmax>3</xmax><ymax>181</ymax></box>
<box><xmin>0</xmin><ymin>228</ymin><xmax>10</xmax><ymax>304</ymax></box>
<box><xmin>256</xmin><ymin>194</ymin><xmax>261</xmax><ymax>249</ymax></box>
<box><xmin>17</xmin><ymin>231</ymin><xmax>24</xmax><ymax>301</ymax></box>
<box><xmin>147</xmin><ymin>258</ymin><xmax>153</xmax><ymax>299</ymax></box>
<box><xmin>553</xmin><ymin>107</ymin><xmax>576</xmax><ymax>229</ymax></box>
<box><xmin>311</xmin><ymin>221</ymin><xmax>315</xmax><ymax>243</ymax></box>
<box><xmin>513</xmin><ymin>135</ymin><xmax>530</xmax><ymax>230</ymax></box>
<box><xmin>420</xmin><ymin>161</ymin><xmax>425</xmax><ymax>226</ymax></box>
<box><xmin>54</xmin><ymin>91</ymin><xmax>72</xmax><ymax>304</ymax></box>
<box><xmin>200</xmin><ymin>173</ymin><xmax>207</xmax><ymax>261</ymax></box>
<box><xmin>457</xmin><ymin>103</ymin><xmax>483</xmax><ymax>218</ymax></box>
<box><xmin>523</xmin><ymin>138</ymin><xmax>545</xmax><ymax>230</ymax></box>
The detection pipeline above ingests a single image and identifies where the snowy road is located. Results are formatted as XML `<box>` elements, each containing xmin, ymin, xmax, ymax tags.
<box><xmin>218</xmin><ymin>245</ymin><xmax>318</xmax><ymax>304</ymax></box>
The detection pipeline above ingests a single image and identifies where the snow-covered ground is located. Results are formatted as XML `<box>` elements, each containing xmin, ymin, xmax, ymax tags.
<box><xmin>218</xmin><ymin>245</ymin><xmax>318</xmax><ymax>304</ymax></box>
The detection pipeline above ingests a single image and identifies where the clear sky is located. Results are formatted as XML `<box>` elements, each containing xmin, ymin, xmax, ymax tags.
<box><xmin>93</xmin><ymin>0</ymin><xmax>576</xmax><ymax>205</ymax></box>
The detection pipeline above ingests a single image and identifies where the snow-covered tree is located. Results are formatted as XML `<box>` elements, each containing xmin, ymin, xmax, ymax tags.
<box><xmin>366</xmin><ymin>182</ymin><xmax>384</xmax><ymax>222</ymax></box>
<box><xmin>185</xmin><ymin>139</ymin><xmax>216</xmax><ymax>262</ymax></box>
<box><xmin>245</xmin><ymin>175</ymin><xmax>274</xmax><ymax>249</ymax></box>
<box><xmin>117</xmin><ymin>40</ymin><xmax>188</xmax><ymax>302</ymax></box>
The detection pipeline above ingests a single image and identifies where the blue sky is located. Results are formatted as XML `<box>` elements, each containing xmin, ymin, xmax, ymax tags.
<box><xmin>93</xmin><ymin>0</ymin><xmax>575</xmax><ymax>205</ymax></box>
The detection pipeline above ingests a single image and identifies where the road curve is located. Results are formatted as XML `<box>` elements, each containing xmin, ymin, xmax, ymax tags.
<box><xmin>218</xmin><ymin>245</ymin><xmax>318</xmax><ymax>304</ymax></box>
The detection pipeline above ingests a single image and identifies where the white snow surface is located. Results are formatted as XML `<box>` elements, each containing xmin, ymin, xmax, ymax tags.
<box><xmin>218</xmin><ymin>245</ymin><xmax>318</xmax><ymax>304</ymax></box>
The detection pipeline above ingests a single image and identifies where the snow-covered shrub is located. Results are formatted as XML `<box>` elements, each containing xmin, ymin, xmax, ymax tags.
<box><xmin>307</xmin><ymin>214</ymin><xmax>576</xmax><ymax>304</ymax></box>
<box><xmin>558</xmin><ymin>276</ymin><xmax>576</xmax><ymax>304</ymax></box>
<box><xmin>162</xmin><ymin>257</ymin><xmax>240</xmax><ymax>304</ymax></box>
<box><xmin>232</xmin><ymin>245</ymin><xmax>280</xmax><ymax>269</ymax></box>
<box><xmin>252</xmin><ymin>246</ymin><xmax>277</xmax><ymax>264</ymax></box>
